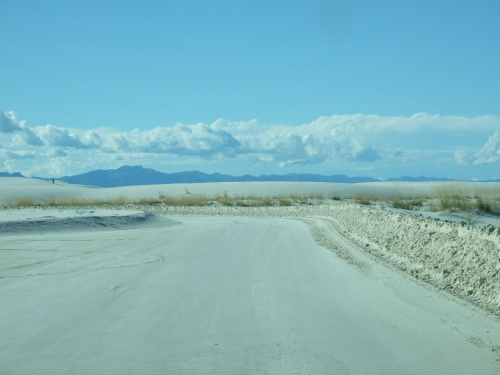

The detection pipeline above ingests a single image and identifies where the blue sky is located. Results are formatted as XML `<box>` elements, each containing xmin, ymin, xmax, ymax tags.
<box><xmin>1</xmin><ymin>0</ymin><xmax>499</xmax><ymax>180</ymax></box>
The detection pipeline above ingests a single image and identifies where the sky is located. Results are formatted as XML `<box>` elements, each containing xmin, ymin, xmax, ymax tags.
<box><xmin>1</xmin><ymin>0</ymin><xmax>499</xmax><ymax>180</ymax></box>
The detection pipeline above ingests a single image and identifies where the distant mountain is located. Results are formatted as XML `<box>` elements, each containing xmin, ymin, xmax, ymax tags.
<box><xmin>385</xmin><ymin>175</ymin><xmax>457</xmax><ymax>182</ymax></box>
<box><xmin>58</xmin><ymin>165</ymin><xmax>381</xmax><ymax>187</ymax></box>
<box><xmin>0</xmin><ymin>171</ymin><xmax>24</xmax><ymax>177</ymax></box>
<box><xmin>482</xmin><ymin>178</ymin><xmax>500</xmax><ymax>183</ymax></box>
<box><xmin>4</xmin><ymin>166</ymin><xmax>498</xmax><ymax>186</ymax></box>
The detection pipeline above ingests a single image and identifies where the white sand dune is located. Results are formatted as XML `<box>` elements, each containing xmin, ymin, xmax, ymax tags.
<box><xmin>2</xmin><ymin>176</ymin><xmax>499</xmax><ymax>204</ymax></box>
<box><xmin>0</xmin><ymin>208</ymin><xmax>179</xmax><ymax>235</ymax></box>
<box><xmin>1</xmin><ymin>177</ymin><xmax>499</xmax><ymax>373</ymax></box>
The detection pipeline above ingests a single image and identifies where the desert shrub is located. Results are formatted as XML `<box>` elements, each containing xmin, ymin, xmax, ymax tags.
<box><xmin>259</xmin><ymin>196</ymin><xmax>275</xmax><ymax>206</ymax></box>
<box><xmin>17</xmin><ymin>197</ymin><xmax>36</xmax><ymax>206</ymax></box>
<box><xmin>310</xmin><ymin>193</ymin><xmax>324</xmax><ymax>200</ymax></box>
<box><xmin>288</xmin><ymin>193</ymin><xmax>308</xmax><ymax>204</ymax></box>
<box><xmin>158</xmin><ymin>194</ymin><xmax>178</xmax><ymax>205</ymax></box>
<box><xmin>109</xmin><ymin>196</ymin><xmax>128</xmax><ymax>206</ymax></box>
<box><xmin>136</xmin><ymin>197</ymin><xmax>162</xmax><ymax>205</ymax></box>
<box><xmin>432</xmin><ymin>185</ymin><xmax>472</xmax><ymax>211</ymax></box>
<box><xmin>214</xmin><ymin>192</ymin><xmax>233</xmax><ymax>206</ymax></box>
<box><xmin>180</xmin><ymin>195</ymin><xmax>208</xmax><ymax>206</ymax></box>
<box><xmin>474</xmin><ymin>198</ymin><xmax>492</xmax><ymax>212</ymax></box>
<box><xmin>49</xmin><ymin>197</ymin><xmax>80</xmax><ymax>206</ymax></box>
<box><xmin>234</xmin><ymin>199</ymin><xmax>248</xmax><ymax>207</ymax></box>
<box><xmin>158</xmin><ymin>195</ymin><xmax>209</xmax><ymax>206</ymax></box>
<box><xmin>473</xmin><ymin>186</ymin><xmax>500</xmax><ymax>212</ymax></box>
<box><xmin>391</xmin><ymin>198</ymin><xmax>413</xmax><ymax>210</ymax></box>
<box><xmin>391</xmin><ymin>196</ymin><xmax>424</xmax><ymax>210</ymax></box>
<box><xmin>4</xmin><ymin>197</ymin><xmax>36</xmax><ymax>207</ymax></box>
<box><xmin>353</xmin><ymin>194</ymin><xmax>373</xmax><ymax>205</ymax></box>
<box><xmin>276</xmin><ymin>195</ymin><xmax>293</xmax><ymax>206</ymax></box>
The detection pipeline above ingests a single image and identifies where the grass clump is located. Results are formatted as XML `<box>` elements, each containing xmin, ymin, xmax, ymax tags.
<box><xmin>277</xmin><ymin>195</ymin><xmax>293</xmax><ymax>206</ymax></box>
<box><xmin>288</xmin><ymin>193</ymin><xmax>309</xmax><ymax>205</ymax></box>
<box><xmin>158</xmin><ymin>194</ymin><xmax>208</xmax><ymax>206</ymax></box>
<box><xmin>432</xmin><ymin>185</ymin><xmax>472</xmax><ymax>211</ymax></box>
<box><xmin>472</xmin><ymin>187</ymin><xmax>500</xmax><ymax>212</ymax></box>
<box><xmin>429</xmin><ymin>184</ymin><xmax>500</xmax><ymax>213</ymax></box>
<box><xmin>5</xmin><ymin>197</ymin><xmax>36</xmax><ymax>207</ymax></box>
<box><xmin>214</xmin><ymin>192</ymin><xmax>233</xmax><ymax>206</ymax></box>
<box><xmin>353</xmin><ymin>194</ymin><xmax>373</xmax><ymax>205</ymax></box>
<box><xmin>391</xmin><ymin>196</ymin><xmax>424</xmax><ymax>210</ymax></box>
<box><xmin>475</xmin><ymin>198</ymin><xmax>492</xmax><ymax>212</ymax></box>
<box><xmin>259</xmin><ymin>196</ymin><xmax>274</xmax><ymax>206</ymax></box>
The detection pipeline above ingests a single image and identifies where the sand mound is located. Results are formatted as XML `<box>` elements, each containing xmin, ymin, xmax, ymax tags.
<box><xmin>0</xmin><ymin>208</ymin><xmax>180</xmax><ymax>235</ymax></box>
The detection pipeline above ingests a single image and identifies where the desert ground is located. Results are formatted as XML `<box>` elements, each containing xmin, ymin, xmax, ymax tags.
<box><xmin>1</xmin><ymin>177</ymin><xmax>499</xmax><ymax>374</ymax></box>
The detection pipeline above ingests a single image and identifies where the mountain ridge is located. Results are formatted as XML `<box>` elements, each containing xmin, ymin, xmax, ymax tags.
<box><xmin>57</xmin><ymin>166</ymin><xmax>382</xmax><ymax>187</ymax></box>
<box><xmin>2</xmin><ymin>166</ymin><xmax>498</xmax><ymax>187</ymax></box>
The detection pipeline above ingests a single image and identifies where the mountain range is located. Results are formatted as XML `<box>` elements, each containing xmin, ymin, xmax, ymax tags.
<box><xmin>0</xmin><ymin>172</ymin><xmax>24</xmax><ymax>178</ymax></box>
<box><xmin>57</xmin><ymin>166</ymin><xmax>381</xmax><ymax>187</ymax></box>
<box><xmin>1</xmin><ymin>166</ymin><xmax>498</xmax><ymax>187</ymax></box>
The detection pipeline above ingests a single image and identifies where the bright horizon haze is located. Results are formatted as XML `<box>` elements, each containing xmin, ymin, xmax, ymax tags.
<box><xmin>1</xmin><ymin>0</ymin><xmax>499</xmax><ymax>180</ymax></box>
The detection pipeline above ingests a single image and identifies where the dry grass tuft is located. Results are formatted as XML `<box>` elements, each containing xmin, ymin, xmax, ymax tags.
<box><xmin>158</xmin><ymin>194</ymin><xmax>209</xmax><ymax>206</ymax></box>
<box><xmin>214</xmin><ymin>192</ymin><xmax>233</xmax><ymax>206</ymax></box>
<box><xmin>432</xmin><ymin>185</ymin><xmax>472</xmax><ymax>211</ymax></box>
<box><xmin>5</xmin><ymin>197</ymin><xmax>36</xmax><ymax>207</ymax></box>
<box><xmin>391</xmin><ymin>196</ymin><xmax>424</xmax><ymax>210</ymax></box>
<box><xmin>353</xmin><ymin>194</ymin><xmax>375</xmax><ymax>205</ymax></box>
<box><xmin>4</xmin><ymin>184</ymin><xmax>497</xmax><ymax>212</ymax></box>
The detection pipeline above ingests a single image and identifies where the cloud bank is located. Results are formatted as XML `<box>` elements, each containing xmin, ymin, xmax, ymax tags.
<box><xmin>1</xmin><ymin>110</ymin><xmax>499</xmax><ymax>178</ymax></box>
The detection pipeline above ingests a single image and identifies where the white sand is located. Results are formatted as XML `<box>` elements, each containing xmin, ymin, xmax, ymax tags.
<box><xmin>2</xmin><ymin>176</ymin><xmax>498</xmax><ymax>203</ymax></box>
<box><xmin>1</xmin><ymin>177</ymin><xmax>499</xmax><ymax>373</ymax></box>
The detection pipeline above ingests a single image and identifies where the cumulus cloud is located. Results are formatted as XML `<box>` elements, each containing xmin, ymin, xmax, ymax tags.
<box><xmin>454</xmin><ymin>132</ymin><xmax>500</xmax><ymax>166</ymax></box>
<box><xmin>460</xmin><ymin>132</ymin><xmax>500</xmax><ymax>165</ymax></box>
<box><xmin>237</xmin><ymin>128</ymin><xmax>381</xmax><ymax>166</ymax></box>
<box><xmin>15</xmin><ymin>128</ymin><xmax>44</xmax><ymax>146</ymax></box>
<box><xmin>104</xmin><ymin>123</ymin><xmax>240</xmax><ymax>157</ymax></box>
<box><xmin>0</xmin><ymin>150</ymin><xmax>36</xmax><ymax>159</ymax></box>
<box><xmin>34</xmin><ymin>125</ymin><xmax>102</xmax><ymax>149</ymax></box>
<box><xmin>2</xmin><ymin>110</ymin><xmax>500</xmax><ymax>177</ymax></box>
<box><xmin>0</xmin><ymin>110</ymin><xmax>42</xmax><ymax>145</ymax></box>
<box><xmin>46</xmin><ymin>149</ymin><xmax>69</xmax><ymax>158</ymax></box>
<box><xmin>454</xmin><ymin>149</ymin><xmax>475</xmax><ymax>166</ymax></box>
<box><xmin>475</xmin><ymin>132</ymin><xmax>500</xmax><ymax>164</ymax></box>
<box><xmin>0</xmin><ymin>111</ymin><xmax>22</xmax><ymax>133</ymax></box>
<box><xmin>308</xmin><ymin>113</ymin><xmax>500</xmax><ymax>133</ymax></box>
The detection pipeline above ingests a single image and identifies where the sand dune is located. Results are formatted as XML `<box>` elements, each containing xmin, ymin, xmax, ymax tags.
<box><xmin>2</xmin><ymin>176</ymin><xmax>499</xmax><ymax>204</ymax></box>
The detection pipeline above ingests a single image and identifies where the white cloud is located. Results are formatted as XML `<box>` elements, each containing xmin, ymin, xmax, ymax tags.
<box><xmin>2</xmin><ymin>109</ymin><xmax>500</xmax><ymax>177</ymax></box>
<box><xmin>103</xmin><ymin>123</ymin><xmax>240</xmax><ymax>156</ymax></box>
<box><xmin>34</xmin><ymin>125</ymin><xmax>102</xmax><ymax>149</ymax></box>
<box><xmin>0</xmin><ymin>111</ymin><xmax>22</xmax><ymax>133</ymax></box>
<box><xmin>453</xmin><ymin>132</ymin><xmax>500</xmax><ymax>166</ymax></box>
<box><xmin>473</xmin><ymin>132</ymin><xmax>500</xmax><ymax>165</ymax></box>
<box><xmin>0</xmin><ymin>111</ymin><xmax>43</xmax><ymax>145</ymax></box>
<box><xmin>454</xmin><ymin>149</ymin><xmax>475</xmax><ymax>165</ymax></box>
<box><xmin>306</xmin><ymin>113</ymin><xmax>500</xmax><ymax>133</ymax></box>
<box><xmin>0</xmin><ymin>150</ymin><xmax>36</xmax><ymax>160</ymax></box>
<box><xmin>237</xmin><ymin>129</ymin><xmax>381</xmax><ymax>166</ymax></box>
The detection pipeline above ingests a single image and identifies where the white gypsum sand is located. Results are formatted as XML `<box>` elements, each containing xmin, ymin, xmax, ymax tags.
<box><xmin>1</xmin><ymin>177</ymin><xmax>499</xmax><ymax>314</ymax></box>
<box><xmin>1</xmin><ymin>178</ymin><xmax>500</xmax><ymax>373</ymax></box>
<box><xmin>118</xmin><ymin>204</ymin><xmax>499</xmax><ymax>315</ymax></box>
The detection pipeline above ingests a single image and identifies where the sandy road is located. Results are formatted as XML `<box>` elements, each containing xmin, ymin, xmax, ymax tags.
<box><xmin>1</xmin><ymin>217</ymin><xmax>499</xmax><ymax>374</ymax></box>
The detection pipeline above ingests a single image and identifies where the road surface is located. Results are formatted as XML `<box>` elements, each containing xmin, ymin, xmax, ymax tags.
<box><xmin>1</xmin><ymin>217</ymin><xmax>499</xmax><ymax>374</ymax></box>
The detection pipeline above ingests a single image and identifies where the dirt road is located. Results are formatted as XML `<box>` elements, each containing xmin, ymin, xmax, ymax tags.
<box><xmin>1</xmin><ymin>217</ymin><xmax>498</xmax><ymax>374</ymax></box>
